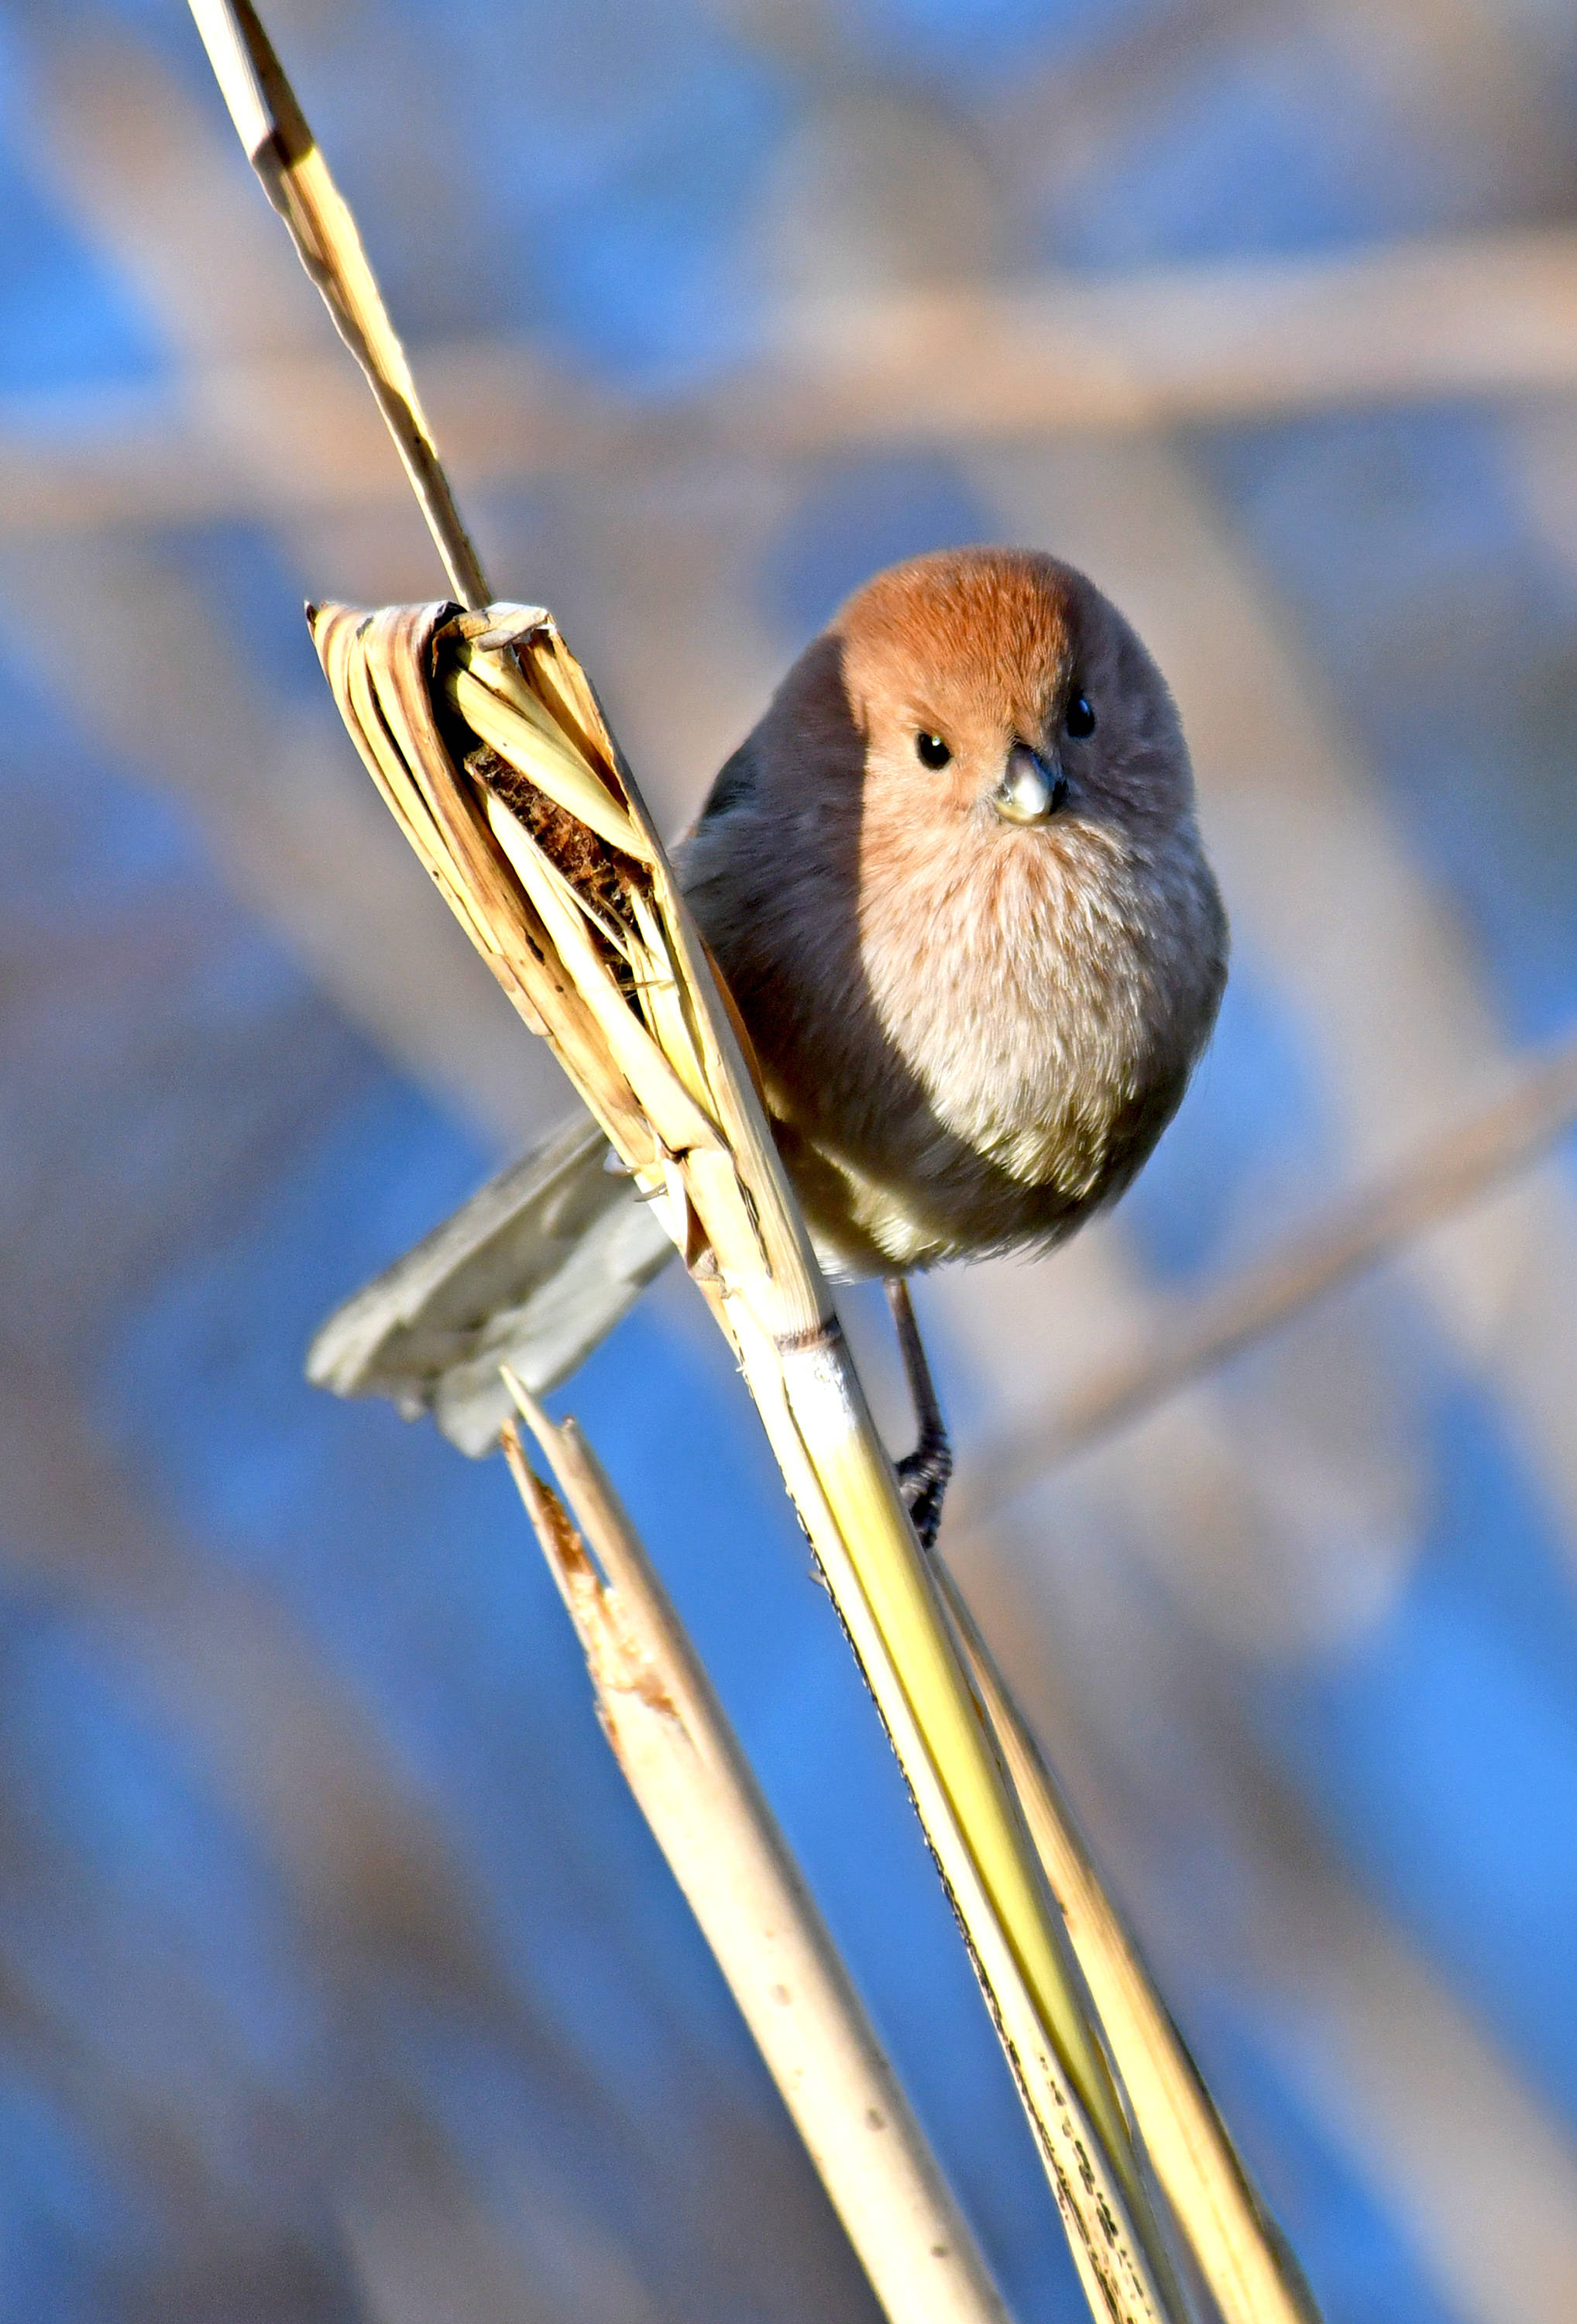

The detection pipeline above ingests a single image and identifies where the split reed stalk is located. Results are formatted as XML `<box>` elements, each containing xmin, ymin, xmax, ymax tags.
<box><xmin>498</xmin><ymin>1384</ymin><xmax>1010</xmax><ymax>2324</ymax></box>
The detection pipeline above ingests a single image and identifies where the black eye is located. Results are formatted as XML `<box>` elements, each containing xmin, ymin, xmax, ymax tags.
<box><xmin>915</xmin><ymin>731</ymin><xmax>952</xmax><ymax>770</ymax></box>
<box><xmin>1065</xmin><ymin>692</ymin><xmax>1095</xmax><ymax>740</ymax></box>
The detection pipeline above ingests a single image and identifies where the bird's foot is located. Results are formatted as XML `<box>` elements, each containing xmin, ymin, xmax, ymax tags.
<box><xmin>895</xmin><ymin>1427</ymin><xmax>953</xmax><ymax>1552</ymax></box>
<box><xmin>886</xmin><ymin>1277</ymin><xmax>953</xmax><ymax>1552</ymax></box>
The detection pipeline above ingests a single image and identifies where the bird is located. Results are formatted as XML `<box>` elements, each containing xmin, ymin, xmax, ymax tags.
<box><xmin>309</xmin><ymin>546</ymin><xmax>1228</xmax><ymax>1545</ymax></box>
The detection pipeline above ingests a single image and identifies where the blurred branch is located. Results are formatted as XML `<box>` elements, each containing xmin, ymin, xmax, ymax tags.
<box><xmin>9</xmin><ymin>226</ymin><xmax>1577</xmax><ymax>538</ymax></box>
<box><xmin>754</xmin><ymin>228</ymin><xmax>1577</xmax><ymax>445</ymax></box>
<box><xmin>956</xmin><ymin>1027</ymin><xmax>1577</xmax><ymax>1531</ymax></box>
<box><xmin>1257</xmin><ymin>1832</ymin><xmax>1577</xmax><ymax>2324</ymax></box>
<box><xmin>0</xmin><ymin>532</ymin><xmax>561</xmax><ymax>1143</ymax></box>
<box><xmin>500</xmin><ymin>1387</ymin><xmax>1012</xmax><ymax>2324</ymax></box>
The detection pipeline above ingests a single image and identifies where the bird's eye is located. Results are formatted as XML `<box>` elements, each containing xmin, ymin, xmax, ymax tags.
<box><xmin>915</xmin><ymin>731</ymin><xmax>952</xmax><ymax>770</ymax></box>
<box><xmin>1065</xmin><ymin>692</ymin><xmax>1095</xmax><ymax>740</ymax></box>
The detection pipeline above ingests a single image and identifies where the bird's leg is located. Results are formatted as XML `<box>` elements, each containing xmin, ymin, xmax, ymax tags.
<box><xmin>885</xmin><ymin>1277</ymin><xmax>953</xmax><ymax>1552</ymax></box>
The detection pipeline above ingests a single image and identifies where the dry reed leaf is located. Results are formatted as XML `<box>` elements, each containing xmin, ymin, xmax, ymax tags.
<box><xmin>310</xmin><ymin>599</ymin><xmax>659</xmax><ymax>1171</ymax></box>
<box><xmin>446</xmin><ymin>657</ymin><xmax>654</xmax><ymax>862</ymax></box>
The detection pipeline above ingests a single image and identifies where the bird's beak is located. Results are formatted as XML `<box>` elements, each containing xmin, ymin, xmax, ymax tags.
<box><xmin>993</xmin><ymin>743</ymin><xmax>1066</xmax><ymax>825</ymax></box>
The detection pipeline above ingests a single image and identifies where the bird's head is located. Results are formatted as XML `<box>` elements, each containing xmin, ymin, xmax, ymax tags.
<box><xmin>831</xmin><ymin>546</ymin><xmax>1195</xmax><ymax>861</ymax></box>
<box><xmin>680</xmin><ymin>541</ymin><xmax>1226</xmax><ymax>1266</ymax></box>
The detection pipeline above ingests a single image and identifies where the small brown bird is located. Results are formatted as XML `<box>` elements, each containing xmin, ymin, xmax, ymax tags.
<box><xmin>311</xmin><ymin>548</ymin><xmax>1228</xmax><ymax>1538</ymax></box>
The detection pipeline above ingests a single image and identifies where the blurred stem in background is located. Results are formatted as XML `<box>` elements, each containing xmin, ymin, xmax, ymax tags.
<box><xmin>956</xmin><ymin>1024</ymin><xmax>1577</xmax><ymax>1532</ymax></box>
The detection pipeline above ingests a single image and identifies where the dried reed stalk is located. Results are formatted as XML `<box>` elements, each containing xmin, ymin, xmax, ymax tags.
<box><xmin>498</xmin><ymin>1380</ymin><xmax>1010</xmax><ymax>2324</ymax></box>
<box><xmin>187</xmin><ymin>0</ymin><xmax>487</xmax><ymax>609</ymax></box>
<box><xmin>188</xmin><ymin>5</ymin><xmax>1313</xmax><ymax>2316</ymax></box>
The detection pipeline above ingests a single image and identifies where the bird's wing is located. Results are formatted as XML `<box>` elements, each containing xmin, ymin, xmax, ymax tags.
<box><xmin>691</xmin><ymin>735</ymin><xmax>758</xmax><ymax>830</ymax></box>
<box><xmin>307</xmin><ymin>1112</ymin><xmax>676</xmax><ymax>1454</ymax></box>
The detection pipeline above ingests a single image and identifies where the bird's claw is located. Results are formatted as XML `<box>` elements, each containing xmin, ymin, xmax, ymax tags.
<box><xmin>896</xmin><ymin>1426</ymin><xmax>953</xmax><ymax>1552</ymax></box>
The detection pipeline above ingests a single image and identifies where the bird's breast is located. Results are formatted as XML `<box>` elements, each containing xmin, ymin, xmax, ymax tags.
<box><xmin>683</xmin><ymin>799</ymin><xmax>1222</xmax><ymax>1277</ymax></box>
<box><xmin>859</xmin><ymin>823</ymin><xmax>1159</xmax><ymax>1183</ymax></box>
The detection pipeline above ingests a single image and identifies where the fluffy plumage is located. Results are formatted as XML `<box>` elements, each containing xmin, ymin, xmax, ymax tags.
<box><xmin>311</xmin><ymin>545</ymin><xmax>1228</xmax><ymax>1454</ymax></box>
<box><xmin>679</xmin><ymin>546</ymin><xmax>1228</xmax><ymax>1277</ymax></box>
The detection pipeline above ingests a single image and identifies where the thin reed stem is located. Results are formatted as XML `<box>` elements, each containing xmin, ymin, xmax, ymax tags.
<box><xmin>497</xmin><ymin>1381</ymin><xmax>1011</xmax><ymax>2324</ymax></box>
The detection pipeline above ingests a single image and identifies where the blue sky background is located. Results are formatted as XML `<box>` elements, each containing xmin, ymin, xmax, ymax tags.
<box><xmin>4</xmin><ymin>2</ymin><xmax>1577</xmax><ymax>2320</ymax></box>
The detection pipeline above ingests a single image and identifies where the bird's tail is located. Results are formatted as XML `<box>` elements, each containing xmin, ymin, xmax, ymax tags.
<box><xmin>307</xmin><ymin>1112</ymin><xmax>676</xmax><ymax>1454</ymax></box>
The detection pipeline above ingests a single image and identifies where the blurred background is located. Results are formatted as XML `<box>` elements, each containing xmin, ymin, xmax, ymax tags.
<box><xmin>5</xmin><ymin>1</ymin><xmax>1577</xmax><ymax>2319</ymax></box>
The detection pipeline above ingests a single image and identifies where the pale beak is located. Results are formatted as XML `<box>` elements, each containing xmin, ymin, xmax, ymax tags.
<box><xmin>993</xmin><ymin>743</ymin><xmax>1067</xmax><ymax>825</ymax></box>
